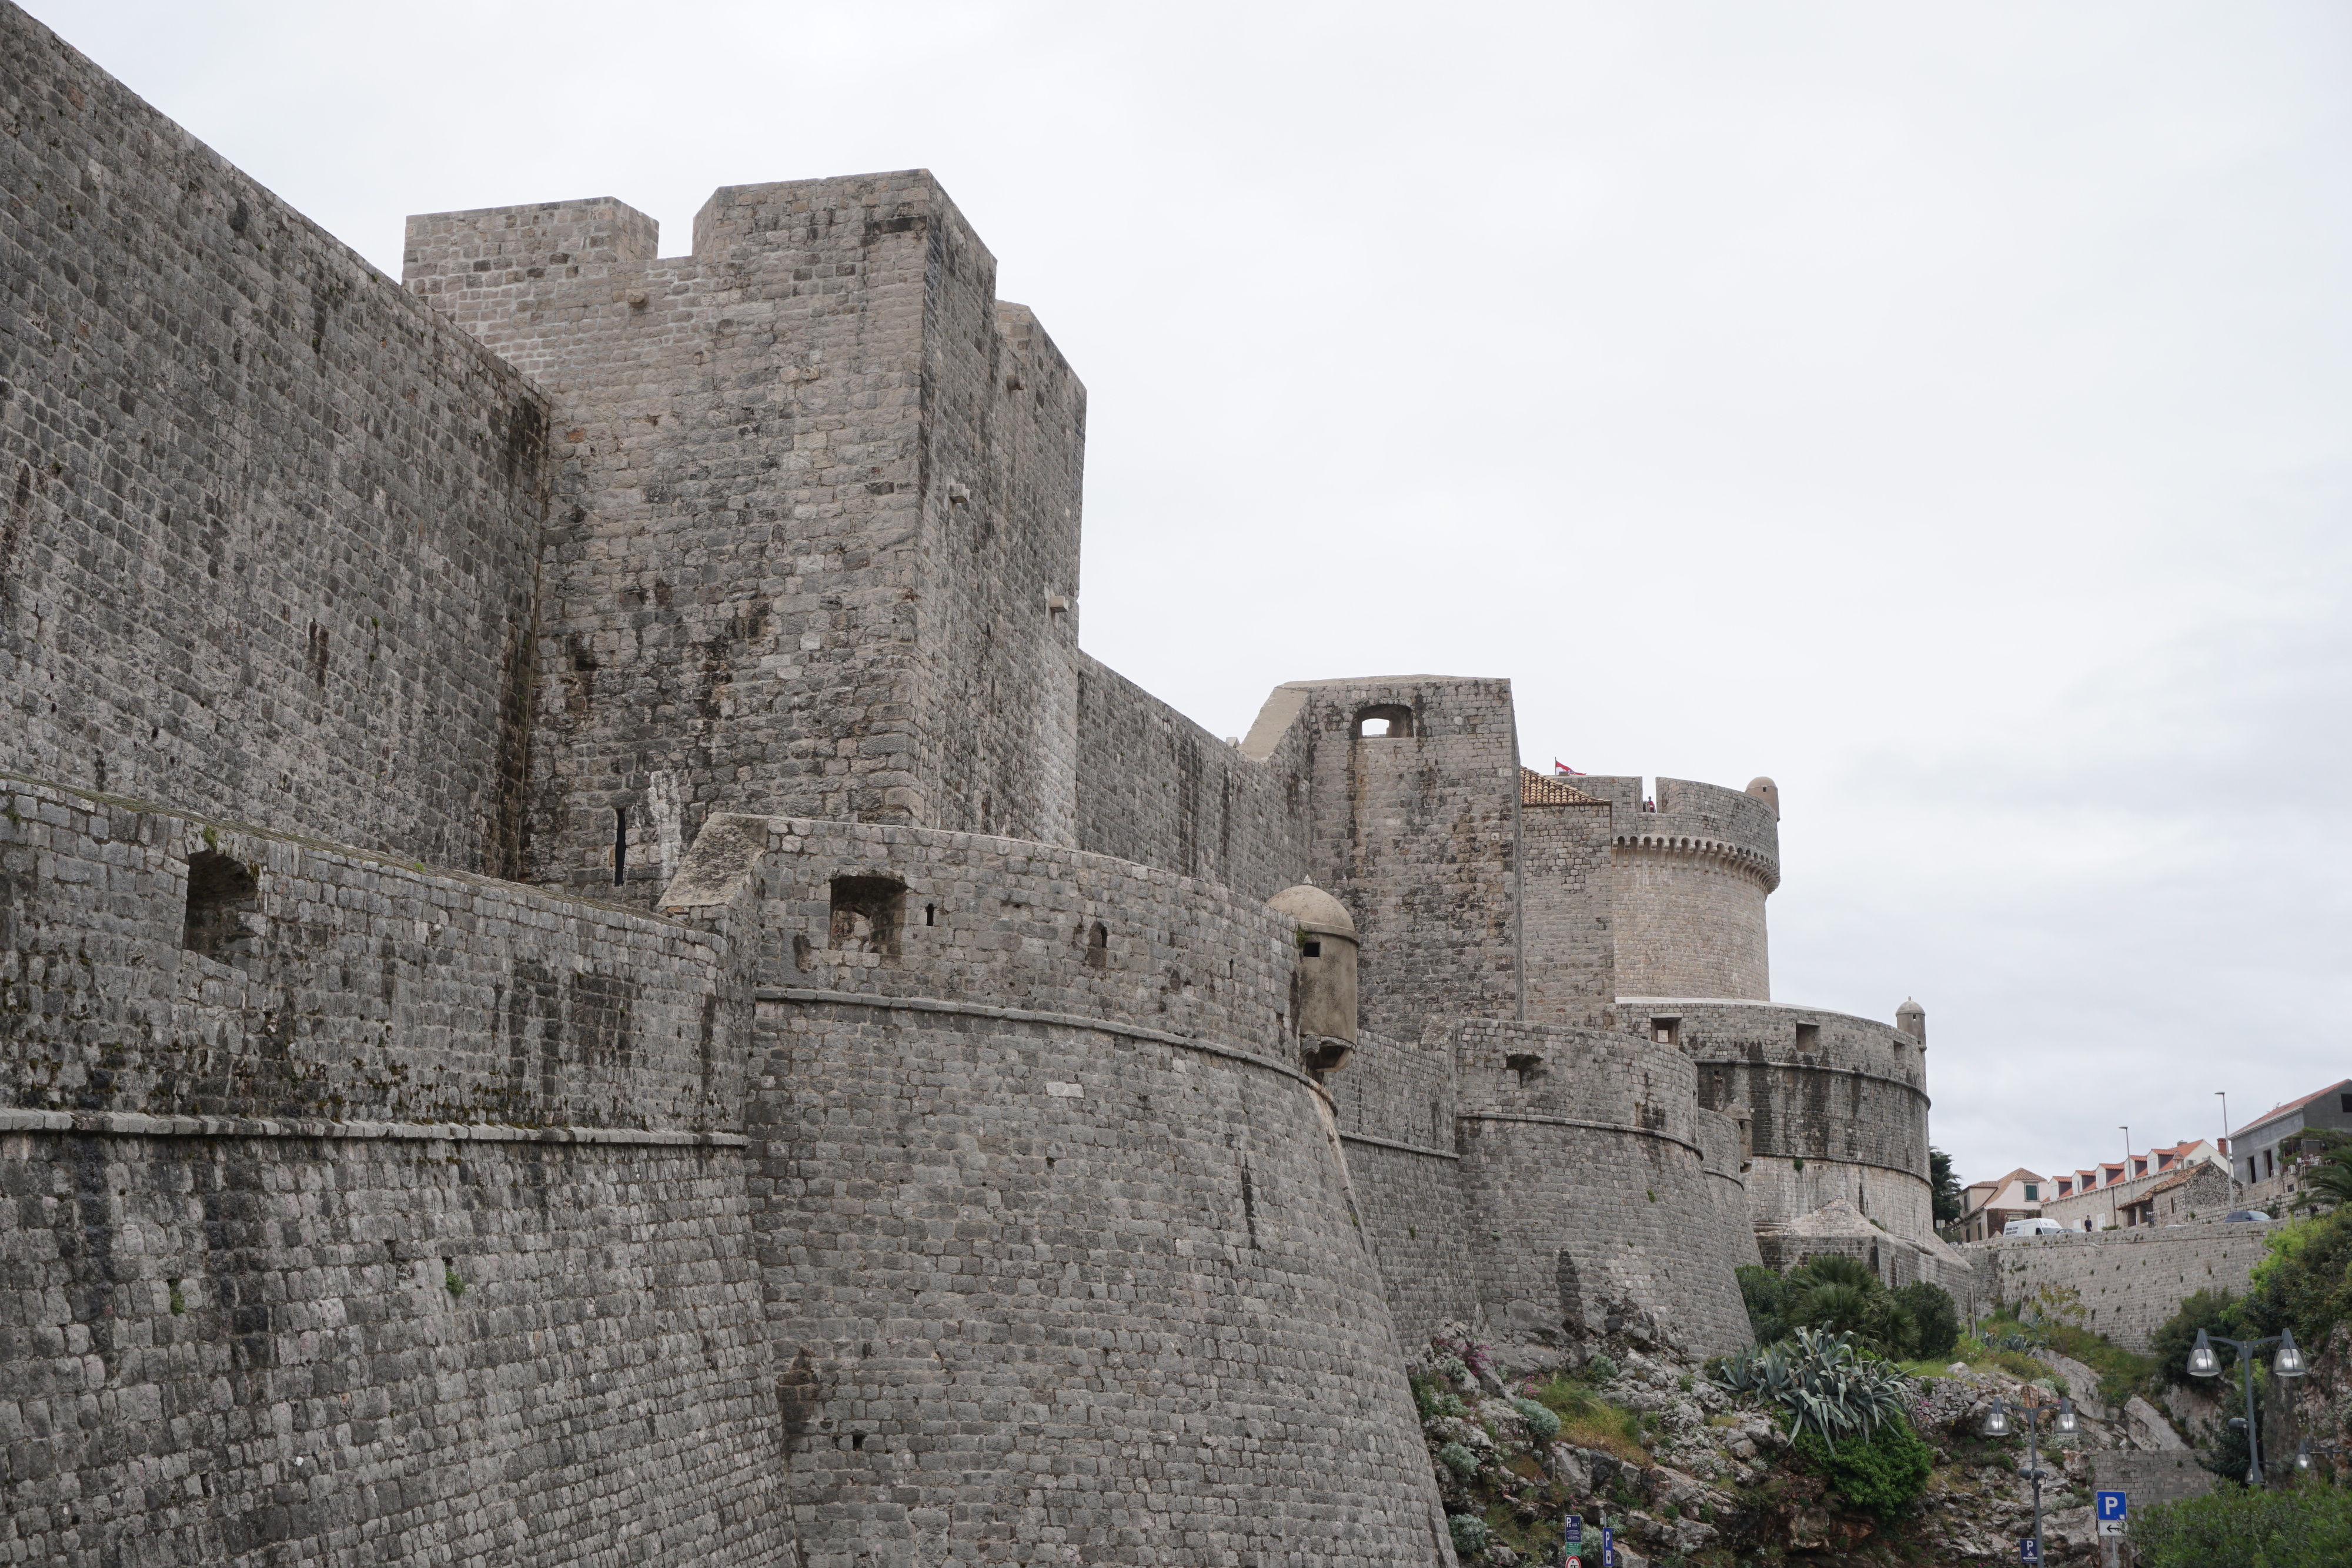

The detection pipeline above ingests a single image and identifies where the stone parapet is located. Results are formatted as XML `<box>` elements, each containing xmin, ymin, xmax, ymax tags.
<box><xmin>1</xmin><ymin>771</ymin><xmax>743</xmax><ymax>1130</ymax></box>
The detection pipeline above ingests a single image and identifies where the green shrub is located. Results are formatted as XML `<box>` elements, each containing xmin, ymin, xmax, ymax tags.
<box><xmin>1585</xmin><ymin>1353</ymin><xmax>1619</xmax><ymax>1383</ymax></box>
<box><xmin>1511</xmin><ymin>1395</ymin><xmax>1562</xmax><ymax>1444</ymax></box>
<box><xmin>1739</xmin><ymin>1263</ymin><xmax>1789</xmax><ymax>1345</ymax></box>
<box><xmin>1713</xmin><ymin>1326</ymin><xmax>1917</xmax><ymax>1446</ymax></box>
<box><xmin>2244</xmin><ymin>1208</ymin><xmax>2352</xmax><ymax>1356</ymax></box>
<box><xmin>1438</xmin><ymin>1442</ymin><xmax>1480</xmax><ymax>1478</ymax></box>
<box><xmin>1447</xmin><ymin>1513</ymin><xmax>1489</xmax><ymax>1554</ymax></box>
<box><xmin>1893</xmin><ymin>1282</ymin><xmax>1960</xmax><ymax>1359</ymax></box>
<box><xmin>1793</xmin><ymin>1417</ymin><xmax>1936</xmax><ymax>1518</ymax></box>
<box><xmin>2128</xmin><ymin>1482</ymin><xmax>2352</xmax><ymax>1566</ymax></box>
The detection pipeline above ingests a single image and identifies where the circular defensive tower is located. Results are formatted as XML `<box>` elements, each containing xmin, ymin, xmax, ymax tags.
<box><xmin>1581</xmin><ymin>774</ymin><xmax>1782</xmax><ymax>1001</ymax></box>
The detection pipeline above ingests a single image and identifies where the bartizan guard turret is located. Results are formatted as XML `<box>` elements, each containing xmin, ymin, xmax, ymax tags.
<box><xmin>1267</xmin><ymin>882</ymin><xmax>1359</xmax><ymax>1074</ymax></box>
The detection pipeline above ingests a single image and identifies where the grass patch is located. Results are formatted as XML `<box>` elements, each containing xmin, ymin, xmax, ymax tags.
<box><xmin>1530</xmin><ymin>1375</ymin><xmax>1653</xmax><ymax>1466</ymax></box>
<box><xmin>2036</xmin><ymin>1320</ymin><xmax>2155</xmax><ymax>1406</ymax></box>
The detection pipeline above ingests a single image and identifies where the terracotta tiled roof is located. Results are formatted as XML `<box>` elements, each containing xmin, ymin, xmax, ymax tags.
<box><xmin>2234</xmin><ymin>1080</ymin><xmax>2352</xmax><ymax>1141</ymax></box>
<box><xmin>1521</xmin><ymin>767</ymin><xmax>1602</xmax><ymax>807</ymax></box>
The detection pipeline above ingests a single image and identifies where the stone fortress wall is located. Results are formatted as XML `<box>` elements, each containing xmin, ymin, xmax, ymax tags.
<box><xmin>1</xmin><ymin>13</ymin><xmax>550</xmax><ymax>877</ymax></box>
<box><xmin>1962</xmin><ymin>1219</ymin><xmax>2286</xmax><ymax>1353</ymax></box>
<box><xmin>0</xmin><ymin>770</ymin><xmax>786</xmax><ymax>1566</ymax></box>
<box><xmin>2</xmin><ymin>3</ymin><xmax>1952</xmax><ymax>1560</ymax></box>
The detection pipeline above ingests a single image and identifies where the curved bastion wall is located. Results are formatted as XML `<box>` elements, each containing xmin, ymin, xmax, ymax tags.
<box><xmin>1626</xmin><ymin>998</ymin><xmax>1935</xmax><ymax>1239</ymax></box>
<box><xmin>1439</xmin><ymin>1019</ymin><xmax>1758</xmax><ymax>1360</ymax></box>
<box><xmin>659</xmin><ymin>816</ymin><xmax>1455</xmax><ymax>1566</ymax></box>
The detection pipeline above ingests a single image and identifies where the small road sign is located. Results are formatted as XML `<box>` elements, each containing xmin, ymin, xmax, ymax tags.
<box><xmin>1563</xmin><ymin>1513</ymin><xmax>1582</xmax><ymax>1544</ymax></box>
<box><xmin>2020</xmin><ymin>1537</ymin><xmax>2042</xmax><ymax>1564</ymax></box>
<box><xmin>1602</xmin><ymin>1524</ymin><xmax>1615</xmax><ymax>1568</ymax></box>
<box><xmin>2097</xmin><ymin>1490</ymin><xmax>2127</xmax><ymax>1537</ymax></box>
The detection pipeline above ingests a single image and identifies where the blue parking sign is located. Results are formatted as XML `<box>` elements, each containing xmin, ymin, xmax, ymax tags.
<box><xmin>1563</xmin><ymin>1513</ymin><xmax>1582</xmax><ymax>1544</ymax></box>
<box><xmin>2097</xmin><ymin>1491</ymin><xmax>2127</xmax><ymax>1522</ymax></box>
<box><xmin>2019</xmin><ymin>1537</ymin><xmax>2041</xmax><ymax>1564</ymax></box>
<box><xmin>1602</xmin><ymin>1524</ymin><xmax>1615</xmax><ymax>1567</ymax></box>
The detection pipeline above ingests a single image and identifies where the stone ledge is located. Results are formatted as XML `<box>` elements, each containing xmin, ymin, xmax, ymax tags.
<box><xmin>1462</xmin><ymin>1109</ymin><xmax>1704</xmax><ymax>1158</ymax></box>
<box><xmin>756</xmin><ymin>987</ymin><xmax>1320</xmax><ymax>1088</ymax></box>
<box><xmin>1338</xmin><ymin>1131</ymin><xmax>1461</xmax><ymax>1162</ymax></box>
<box><xmin>0</xmin><ymin>1109</ymin><xmax>747</xmax><ymax>1146</ymax></box>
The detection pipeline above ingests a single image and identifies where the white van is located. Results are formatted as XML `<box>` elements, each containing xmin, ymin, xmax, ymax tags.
<box><xmin>2003</xmin><ymin>1218</ymin><xmax>2065</xmax><ymax>1236</ymax></box>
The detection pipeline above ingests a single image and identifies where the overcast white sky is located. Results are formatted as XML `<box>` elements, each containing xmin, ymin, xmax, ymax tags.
<box><xmin>31</xmin><ymin>0</ymin><xmax>2350</xmax><ymax>1191</ymax></box>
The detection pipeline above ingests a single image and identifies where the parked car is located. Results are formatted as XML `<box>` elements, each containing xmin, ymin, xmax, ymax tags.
<box><xmin>2223</xmin><ymin>1209</ymin><xmax>2273</xmax><ymax>1223</ymax></box>
<box><xmin>2003</xmin><ymin>1218</ymin><xmax>2066</xmax><ymax>1236</ymax></box>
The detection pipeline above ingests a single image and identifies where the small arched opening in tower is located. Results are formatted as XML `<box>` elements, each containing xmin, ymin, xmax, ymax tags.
<box><xmin>1352</xmin><ymin>703</ymin><xmax>1412</xmax><ymax>739</ymax></box>
<box><xmin>1084</xmin><ymin>920</ymin><xmax>1109</xmax><ymax>969</ymax></box>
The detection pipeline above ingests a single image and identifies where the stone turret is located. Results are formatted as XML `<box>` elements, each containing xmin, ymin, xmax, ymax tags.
<box><xmin>1267</xmin><ymin>882</ymin><xmax>1359</xmax><ymax>1072</ymax></box>
<box><xmin>1897</xmin><ymin>997</ymin><xmax>1926</xmax><ymax>1044</ymax></box>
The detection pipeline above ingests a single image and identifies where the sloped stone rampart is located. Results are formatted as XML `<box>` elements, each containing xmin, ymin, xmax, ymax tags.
<box><xmin>1965</xmin><ymin>1218</ymin><xmax>2283</xmax><ymax>1352</ymax></box>
<box><xmin>1334</xmin><ymin>1028</ymin><xmax>1478</xmax><ymax>1343</ymax></box>
<box><xmin>1445</xmin><ymin>1019</ymin><xmax>1756</xmax><ymax>1358</ymax></box>
<box><xmin>3</xmin><ymin>4</ymin><xmax>549</xmax><ymax>874</ymax></box>
<box><xmin>0</xmin><ymin>1124</ymin><xmax>783</xmax><ymax>1567</ymax></box>
<box><xmin>746</xmin><ymin>993</ymin><xmax>1454</xmax><ymax>1566</ymax></box>
<box><xmin>1657</xmin><ymin>998</ymin><xmax>1935</xmax><ymax>1235</ymax></box>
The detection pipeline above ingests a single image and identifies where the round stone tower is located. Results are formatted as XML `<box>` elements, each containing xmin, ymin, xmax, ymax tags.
<box><xmin>1592</xmin><ymin>774</ymin><xmax>1782</xmax><ymax>1001</ymax></box>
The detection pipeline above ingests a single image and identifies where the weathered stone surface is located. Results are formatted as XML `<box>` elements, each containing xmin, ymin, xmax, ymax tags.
<box><xmin>0</xmin><ymin>0</ymin><xmax>1952</xmax><ymax>1558</ymax></box>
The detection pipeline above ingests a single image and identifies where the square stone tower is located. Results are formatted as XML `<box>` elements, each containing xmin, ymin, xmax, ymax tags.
<box><xmin>404</xmin><ymin>173</ymin><xmax>1085</xmax><ymax>895</ymax></box>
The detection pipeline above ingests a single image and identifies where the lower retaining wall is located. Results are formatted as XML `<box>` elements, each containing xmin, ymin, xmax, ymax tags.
<box><xmin>1965</xmin><ymin>1218</ymin><xmax>2284</xmax><ymax>1351</ymax></box>
<box><xmin>0</xmin><ymin>1121</ymin><xmax>784</xmax><ymax>1567</ymax></box>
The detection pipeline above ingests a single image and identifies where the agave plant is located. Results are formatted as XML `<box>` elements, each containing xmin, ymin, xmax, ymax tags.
<box><xmin>1713</xmin><ymin>1326</ymin><xmax>1918</xmax><ymax>1446</ymax></box>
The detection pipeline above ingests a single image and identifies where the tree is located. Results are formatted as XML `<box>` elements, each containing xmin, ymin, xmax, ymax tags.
<box><xmin>1893</xmin><ymin>1282</ymin><xmax>1960</xmax><ymax>1359</ymax></box>
<box><xmin>1930</xmin><ymin>1148</ymin><xmax>1965</xmax><ymax>1226</ymax></box>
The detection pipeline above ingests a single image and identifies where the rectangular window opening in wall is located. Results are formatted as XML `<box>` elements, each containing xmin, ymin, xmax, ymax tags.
<box><xmin>1794</xmin><ymin>1022</ymin><xmax>1820</xmax><ymax>1050</ymax></box>
<box><xmin>1352</xmin><ymin>704</ymin><xmax>1412</xmax><ymax>739</ymax></box>
<box><xmin>830</xmin><ymin>875</ymin><xmax>906</xmax><ymax>956</ymax></box>
<box><xmin>613</xmin><ymin>807</ymin><xmax>627</xmax><ymax>886</ymax></box>
<box><xmin>183</xmin><ymin>850</ymin><xmax>260</xmax><ymax>959</ymax></box>
<box><xmin>1650</xmin><ymin>1017</ymin><xmax>1679</xmax><ymax>1047</ymax></box>
<box><xmin>2342</xmin><ymin>1092</ymin><xmax>2352</xmax><ymax>1114</ymax></box>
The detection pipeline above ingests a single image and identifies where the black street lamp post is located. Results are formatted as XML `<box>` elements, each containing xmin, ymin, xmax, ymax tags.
<box><xmin>2188</xmin><ymin>1326</ymin><xmax>2308</xmax><ymax>1486</ymax></box>
<box><xmin>1982</xmin><ymin>1393</ymin><xmax>2076</xmax><ymax>1559</ymax></box>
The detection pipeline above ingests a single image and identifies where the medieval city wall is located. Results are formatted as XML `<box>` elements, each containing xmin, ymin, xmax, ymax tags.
<box><xmin>1</xmin><ymin>771</ymin><xmax>743</xmax><ymax>1129</ymax></box>
<box><xmin>1446</xmin><ymin>1019</ymin><xmax>1755</xmax><ymax>1359</ymax></box>
<box><xmin>1519</xmin><ymin>790</ymin><xmax>1616</xmax><ymax>1029</ymax></box>
<box><xmin>647</xmin><ymin>817</ymin><xmax>1455</xmax><ymax>1564</ymax></box>
<box><xmin>1332</xmin><ymin>1029</ymin><xmax>1478</xmax><ymax>1345</ymax></box>
<box><xmin>0</xmin><ymin>770</ymin><xmax>785</xmax><ymax>1566</ymax></box>
<box><xmin>1070</xmin><ymin>654</ymin><xmax>1313</xmax><ymax>902</ymax></box>
<box><xmin>1966</xmin><ymin>1218</ymin><xmax>2284</xmax><ymax>1352</ymax></box>
<box><xmin>2</xmin><ymin>1121</ymin><xmax>783</xmax><ymax>1567</ymax></box>
<box><xmin>2</xmin><ymin>4</ymin><xmax>549</xmax><ymax>876</ymax></box>
<box><xmin>1661</xmin><ymin>998</ymin><xmax>1934</xmax><ymax>1234</ymax></box>
<box><xmin>1291</xmin><ymin>678</ymin><xmax>1524</xmax><ymax>1042</ymax></box>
